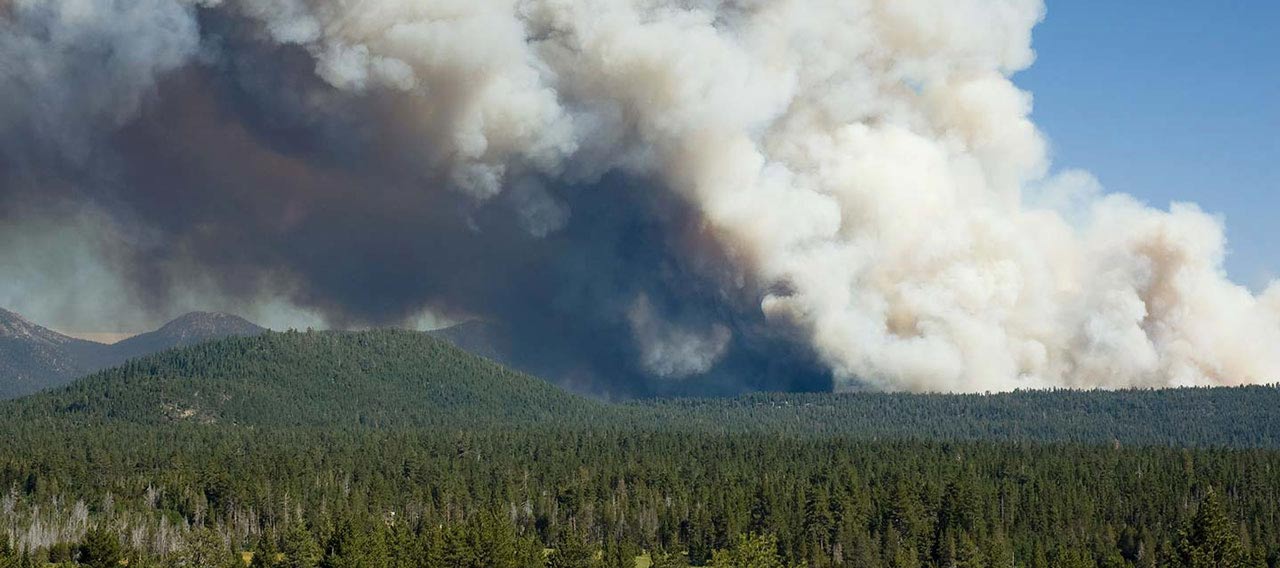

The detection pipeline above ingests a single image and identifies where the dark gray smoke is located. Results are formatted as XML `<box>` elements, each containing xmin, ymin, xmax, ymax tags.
<box><xmin>3</xmin><ymin>0</ymin><xmax>1277</xmax><ymax>395</ymax></box>
<box><xmin>0</xmin><ymin>0</ymin><xmax>828</xmax><ymax>396</ymax></box>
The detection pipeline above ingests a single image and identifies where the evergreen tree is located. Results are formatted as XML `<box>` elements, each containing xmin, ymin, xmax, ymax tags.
<box><xmin>442</xmin><ymin>524</ymin><xmax>478</xmax><ymax>568</ymax></box>
<box><xmin>548</xmin><ymin>527</ymin><xmax>595</xmax><ymax>568</ymax></box>
<box><xmin>180</xmin><ymin>527</ymin><xmax>237</xmax><ymax>568</ymax></box>
<box><xmin>477</xmin><ymin>512</ymin><xmax>519</xmax><ymax>568</ymax></box>
<box><xmin>0</xmin><ymin>539</ymin><xmax>13</xmax><ymax>568</ymax></box>
<box><xmin>601</xmin><ymin>539</ymin><xmax>638</xmax><ymax>568</ymax></box>
<box><xmin>1175</xmin><ymin>490</ymin><xmax>1249</xmax><ymax>568</ymax></box>
<box><xmin>749</xmin><ymin>482</ymin><xmax>773</xmax><ymax>536</ymax></box>
<box><xmin>17</xmin><ymin>549</ymin><xmax>35</xmax><ymax>568</ymax></box>
<box><xmin>321</xmin><ymin>518</ymin><xmax>388</xmax><ymax>568</ymax></box>
<box><xmin>515</xmin><ymin>535</ymin><xmax>547</xmax><ymax>568</ymax></box>
<box><xmin>80</xmin><ymin>526</ymin><xmax>123</xmax><ymax>568</ymax></box>
<box><xmin>710</xmin><ymin>533</ymin><xmax>786</xmax><ymax>568</ymax></box>
<box><xmin>280</xmin><ymin>524</ymin><xmax>322</xmax><ymax>568</ymax></box>
<box><xmin>251</xmin><ymin>534</ymin><xmax>281</xmax><ymax>568</ymax></box>
<box><xmin>417</xmin><ymin>524</ymin><xmax>445</xmax><ymax>568</ymax></box>
<box><xmin>48</xmin><ymin>542</ymin><xmax>74</xmax><ymax>564</ymax></box>
<box><xmin>382</xmin><ymin>520</ymin><xmax>416</xmax><ymax>568</ymax></box>
<box><xmin>650</xmin><ymin>550</ymin><xmax>690</xmax><ymax>568</ymax></box>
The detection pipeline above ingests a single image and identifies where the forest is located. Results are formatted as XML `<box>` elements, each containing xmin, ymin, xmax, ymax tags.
<box><xmin>0</xmin><ymin>330</ymin><xmax>1277</xmax><ymax>567</ymax></box>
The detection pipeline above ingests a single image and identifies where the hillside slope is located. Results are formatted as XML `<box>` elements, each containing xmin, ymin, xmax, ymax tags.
<box><xmin>0</xmin><ymin>309</ymin><xmax>266</xmax><ymax>399</ymax></box>
<box><xmin>0</xmin><ymin>308</ymin><xmax>112</xmax><ymax>399</ymax></box>
<box><xmin>427</xmin><ymin>320</ymin><xmax>512</xmax><ymax>365</ymax></box>
<box><xmin>5</xmin><ymin>326</ymin><xmax>1280</xmax><ymax>446</ymax></box>
<box><xmin>5</xmin><ymin>329</ymin><xmax>602</xmax><ymax>428</ymax></box>
<box><xmin>106</xmin><ymin>311</ymin><xmax>266</xmax><ymax>364</ymax></box>
<box><xmin>633</xmin><ymin>385</ymin><xmax>1280</xmax><ymax>447</ymax></box>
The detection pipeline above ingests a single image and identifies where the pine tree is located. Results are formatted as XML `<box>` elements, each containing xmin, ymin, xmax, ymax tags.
<box><xmin>710</xmin><ymin>534</ymin><xmax>785</xmax><ymax>568</ymax></box>
<box><xmin>0</xmin><ymin>544</ymin><xmax>13</xmax><ymax>568</ymax></box>
<box><xmin>601</xmin><ymin>540</ymin><xmax>638</xmax><ymax>568</ymax></box>
<box><xmin>478</xmin><ymin>512</ymin><xmax>519</xmax><ymax>568</ymax></box>
<box><xmin>650</xmin><ymin>550</ymin><xmax>690</xmax><ymax>568</ymax></box>
<box><xmin>749</xmin><ymin>482</ymin><xmax>773</xmax><ymax>536</ymax></box>
<box><xmin>0</xmin><ymin>539</ymin><xmax>13</xmax><ymax>568</ymax></box>
<box><xmin>442</xmin><ymin>524</ymin><xmax>478</xmax><ymax>568</ymax></box>
<box><xmin>181</xmin><ymin>527</ymin><xmax>237</xmax><ymax>568</ymax></box>
<box><xmin>515</xmin><ymin>535</ymin><xmax>547</xmax><ymax>568</ymax></box>
<box><xmin>251</xmin><ymin>534</ymin><xmax>281</xmax><ymax>568</ymax></box>
<box><xmin>1175</xmin><ymin>490</ymin><xmax>1249</xmax><ymax>568</ymax></box>
<box><xmin>382</xmin><ymin>520</ymin><xmax>416</xmax><ymax>568</ymax></box>
<box><xmin>17</xmin><ymin>549</ymin><xmax>35</xmax><ymax>568</ymax></box>
<box><xmin>48</xmin><ymin>542</ymin><xmax>74</xmax><ymax>564</ymax></box>
<box><xmin>954</xmin><ymin>531</ymin><xmax>985</xmax><ymax>568</ymax></box>
<box><xmin>417</xmin><ymin>524</ymin><xmax>445</xmax><ymax>568</ymax></box>
<box><xmin>548</xmin><ymin>527</ymin><xmax>595</xmax><ymax>568</ymax></box>
<box><xmin>321</xmin><ymin>518</ymin><xmax>389</xmax><ymax>568</ymax></box>
<box><xmin>79</xmin><ymin>526</ymin><xmax>123</xmax><ymax>568</ymax></box>
<box><xmin>280</xmin><ymin>524</ymin><xmax>322</xmax><ymax>568</ymax></box>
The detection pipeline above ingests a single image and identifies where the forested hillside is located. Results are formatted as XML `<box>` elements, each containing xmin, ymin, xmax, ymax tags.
<box><xmin>0</xmin><ymin>309</ymin><xmax>266</xmax><ymax>400</ymax></box>
<box><xmin>1</xmin><ymin>331</ymin><xmax>1278</xmax><ymax>567</ymax></box>
<box><xmin>0</xmin><ymin>308</ymin><xmax>112</xmax><ymax>400</ymax></box>
<box><xmin>9</xmin><ymin>330</ymin><xmax>1279</xmax><ymax>447</ymax></box>
<box><xmin>635</xmin><ymin>386</ymin><xmax>1280</xmax><ymax>448</ymax></box>
<box><xmin>3</xmin><ymin>330</ymin><xmax>599</xmax><ymax>428</ymax></box>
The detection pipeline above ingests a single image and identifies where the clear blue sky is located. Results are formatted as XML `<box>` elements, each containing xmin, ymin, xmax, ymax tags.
<box><xmin>1016</xmin><ymin>1</ymin><xmax>1280</xmax><ymax>289</ymax></box>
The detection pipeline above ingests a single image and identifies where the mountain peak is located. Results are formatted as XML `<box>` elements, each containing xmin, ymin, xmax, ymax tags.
<box><xmin>0</xmin><ymin>307</ymin><xmax>76</xmax><ymax>345</ymax></box>
<box><xmin>110</xmin><ymin>312</ymin><xmax>266</xmax><ymax>359</ymax></box>
<box><xmin>0</xmin><ymin>308</ymin><xmax>106</xmax><ymax>399</ymax></box>
<box><xmin>0</xmin><ymin>307</ymin><xmax>36</xmax><ymax>331</ymax></box>
<box><xmin>155</xmin><ymin>312</ymin><xmax>266</xmax><ymax>337</ymax></box>
<box><xmin>2</xmin><ymin>309</ymin><xmax>268</xmax><ymax>400</ymax></box>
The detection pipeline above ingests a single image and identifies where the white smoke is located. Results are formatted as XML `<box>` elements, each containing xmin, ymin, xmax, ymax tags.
<box><xmin>627</xmin><ymin>294</ymin><xmax>731</xmax><ymax>379</ymax></box>
<box><xmin>0</xmin><ymin>0</ymin><xmax>203</xmax><ymax>162</ymax></box>
<box><xmin>6</xmin><ymin>0</ymin><xmax>1279</xmax><ymax>391</ymax></box>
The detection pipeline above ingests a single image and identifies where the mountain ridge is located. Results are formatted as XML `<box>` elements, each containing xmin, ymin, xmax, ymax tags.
<box><xmin>4</xmin><ymin>329</ymin><xmax>600</xmax><ymax>428</ymax></box>
<box><xmin>0</xmin><ymin>308</ymin><xmax>111</xmax><ymax>399</ymax></box>
<box><xmin>106</xmin><ymin>311</ymin><xmax>267</xmax><ymax>364</ymax></box>
<box><xmin>0</xmin><ymin>309</ymin><xmax>267</xmax><ymax>399</ymax></box>
<box><xmin>5</xmin><ymin>328</ymin><xmax>1280</xmax><ymax>447</ymax></box>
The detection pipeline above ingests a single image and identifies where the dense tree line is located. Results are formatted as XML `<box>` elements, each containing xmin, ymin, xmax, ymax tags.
<box><xmin>632</xmin><ymin>384</ymin><xmax>1280</xmax><ymax>448</ymax></box>
<box><xmin>0</xmin><ymin>425</ymin><xmax>1277</xmax><ymax>567</ymax></box>
<box><xmin>7</xmin><ymin>331</ymin><xmax>1280</xmax><ymax>448</ymax></box>
<box><xmin>0</xmin><ymin>331</ymin><xmax>1278</xmax><ymax>566</ymax></box>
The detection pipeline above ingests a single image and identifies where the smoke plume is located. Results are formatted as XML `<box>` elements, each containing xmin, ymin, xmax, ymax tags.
<box><xmin>2</xmin><ymin>0</ymin><xmax>1278</xmax><ymax>394</ymax></box>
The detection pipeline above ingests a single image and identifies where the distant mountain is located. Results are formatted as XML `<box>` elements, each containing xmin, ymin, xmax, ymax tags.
<box><xmin>0</xmin><ymin>308</ymin><xmax>110</xmax><ymax>399</ymax></box>
<box><xmin>0</xmin><ymin>309</ymin><xmax>266</xmax><ymax>399</ymax></box>
<box><xmin>5</xmin><ymin>329</ymin><xmax>601</xmax><ymax>428</ymax></box>
<box><xmin>106</xmin><ymin>311</ymin><xmax>266</xmax><ymax>364</ymax></box>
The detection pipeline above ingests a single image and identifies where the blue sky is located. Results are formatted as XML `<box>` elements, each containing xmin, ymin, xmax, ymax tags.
<box><xmin>1016</xmin><ymin>1</ymin><xmax>1279</xmax><ymax>289</ymax></box>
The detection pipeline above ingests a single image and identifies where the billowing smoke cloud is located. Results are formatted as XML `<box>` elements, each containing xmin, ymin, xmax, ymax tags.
<box><xmin>627</xmin><ymin>294</ymin><xmax>731</xmax><ymax>379</ymax></box>
<box><xmin>2</xmin><ymin>0</ymin><xmax>1279</xmax><ymax>394</ymax></box>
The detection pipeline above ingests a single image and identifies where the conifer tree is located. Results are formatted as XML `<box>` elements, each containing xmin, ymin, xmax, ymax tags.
<box><xmin>710</xmin><ymin>533</ymin><xmax>786</xmax><ymax>568</ymax></box>
<box><xmin>180</xmin><ymin>527</ymin><xmax>237</xmax><ymax>568</ymax></box>
<box><xmin>17</xmin><ymin>549</ymin><xmax>35</xmax><ymax>568</ymax></box>
<box><xmin>650</xmin><ymin>550</ymin><xmax>690</xmax><ymax>568</ymax></box>
<box><xmin>280</xmin><ymin>524</ymin><xmax>322</xmax><ymax>568</ymax></box>
<box><xmin>548</xmin><ymin>527</ymin><xmax>595</xmax><ymax>568</ymax></box>
<box><xmin>1175</xmin><ymin>490</ymin><xmax>1248</xmax><ymax>568</ymax></box>
<box><xmin>251</xmin><ymin>534</ymin><xmax>280</xmax><ymax>568</ymax></box>
<box><xmin>79</xmin><ymin>526</ymin><xmax>123</xmax><ymax>568</ymax></box>
<box><xmin>321</xmin><ymin>518</ymin><xmax>388</xmax><ymax>568</ymax></box>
